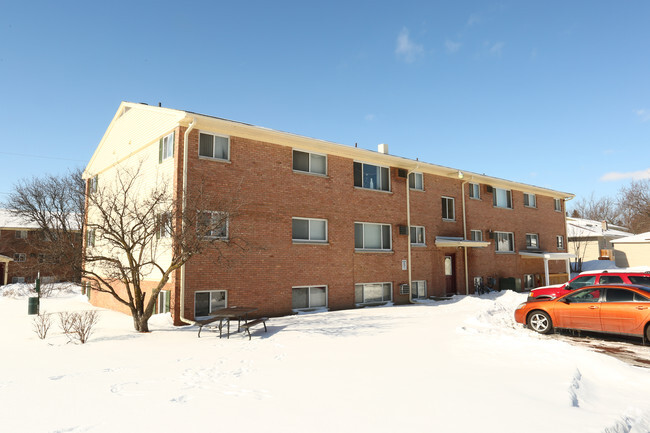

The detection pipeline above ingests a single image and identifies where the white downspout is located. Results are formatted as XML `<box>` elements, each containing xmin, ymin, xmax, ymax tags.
<box><xmin>461</xmin><ymin>180</ymin><xmax>469</xmax><ymax>295</ymax></box>
<box><xmin>406</xmin><ymin>164</ymin><xmax>419</xmax><ymax>303</ymax></box>
<box><xmin>180</xmin><ymin>117</ymin><xmax>197</xmax><ymax>325</ymax></box>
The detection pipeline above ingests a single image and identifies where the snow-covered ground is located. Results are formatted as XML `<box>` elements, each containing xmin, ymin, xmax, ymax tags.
<box><xmin>1</xmin><ymin>284</ymin><xmax>649</xmax><ymax>433</ymax></box>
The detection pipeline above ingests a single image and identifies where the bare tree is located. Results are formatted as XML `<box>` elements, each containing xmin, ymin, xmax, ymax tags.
<box><xmin>2</xmin><ymin>169</ymin><xmax>85</xmax><ymax>282</ymax></box>
<box><xmin>570</xmin><ymin>192</ymin><xmax>622</xmax><ymax>225</ymax></box>
<box><xmin>83</xmin><ymin>164</ymin><xmax>243</xmax><ymax>332</ymax></box>
<box><xmin>32</xmin><ymin>312</ymin><xmax>53</xmax><ymax>339</ymax></box>
<box><xmin>618</xmin><ymin>179</ymin><xmax>650</xmax><ymax>233</ymax></box>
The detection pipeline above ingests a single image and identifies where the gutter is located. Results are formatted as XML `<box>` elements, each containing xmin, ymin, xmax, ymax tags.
<box><xmin>461</xmin><ymin>177</ymin><xmax>470</xmax><ymax>295</ymax></box>
<box><xmin>406</xmin><ymin>164</ymin><xmax>420</xmax><ymax>303</ymax></box>
<box><xmin>179</xmin><ymin>117</ymin><xmax>197</xmax><ymax>325</ymax></box>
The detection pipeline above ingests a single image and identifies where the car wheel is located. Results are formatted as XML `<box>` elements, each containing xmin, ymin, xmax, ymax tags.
<box><xmin>527</xmin><ymin>311</ymin><xmax>553</xmax><ymax>334</ymax></box>
<box><xmin>646</xmin><ymin>324</ymin><xmax>650</xmax><ymax>343</ymax></box>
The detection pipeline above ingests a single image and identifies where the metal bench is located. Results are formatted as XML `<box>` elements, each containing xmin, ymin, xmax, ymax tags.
<box><xmin>240</xmin><ymin>317</ymin><xmax>268</xmax><ymax>340</ymax></box>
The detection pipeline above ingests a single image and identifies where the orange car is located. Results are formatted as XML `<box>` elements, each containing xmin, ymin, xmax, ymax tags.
<box><xmin>514</xmin><ymin>284</ymin><xmax>650</xmax><ymax>341</ymax></box>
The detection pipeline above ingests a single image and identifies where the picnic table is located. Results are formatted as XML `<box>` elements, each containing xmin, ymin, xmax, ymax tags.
<box><xmin>197</xmin><ymin>306</ymin><xmax>258</xmax><ymax>339</ymax></box>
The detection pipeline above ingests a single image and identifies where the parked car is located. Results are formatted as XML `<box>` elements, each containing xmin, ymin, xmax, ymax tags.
<box><xmin>515</xmin><ymin>284</ymin><xmax>650</xmax><ymax>341</ymax></box>
<box><xmin>529</xmin><ymin>270</ymin><xmax>650</xmax><ymax>300</ymax></box>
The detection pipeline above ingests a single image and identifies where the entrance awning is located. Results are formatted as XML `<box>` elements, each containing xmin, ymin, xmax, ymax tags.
<box><xmin>434</xmin><ymin>236</ymin><xmax>490</xmax><ymax>248</ymax></box>
<box><xmin>519</xmin><ymin>251</ymin><xmax>576</xmax><ymax>285</ymax></box>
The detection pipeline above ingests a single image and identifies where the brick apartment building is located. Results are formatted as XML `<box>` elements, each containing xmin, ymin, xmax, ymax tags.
<box><xmin>83</xmin><ymin>102</ymin><xmax>574</xmax><ymax>324</ymax></box>
<box><xmin>0</xmin><ymin>209</ymin><xmax>78</xmax><ymax>285</ymax></box>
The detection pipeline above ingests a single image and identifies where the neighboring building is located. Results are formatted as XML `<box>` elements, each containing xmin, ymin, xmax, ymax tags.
<box><xmin>0</xmin><ymin>209</ymin><xmax>79</xmax><ymax>285</ymax></box>
<box><xmin>612</xmin><ymin>232</ymin><xmax>650</xmax><ymax>268</ymax></box>
<box><xmin>83</xmin><ymin>102</ymin><xmax>574</xmax><ymax>324</ymax></box>
<box><xmin>567</xmin><ymin>217</ymin><xmax>631</xmax><ymax>267</ymax></box>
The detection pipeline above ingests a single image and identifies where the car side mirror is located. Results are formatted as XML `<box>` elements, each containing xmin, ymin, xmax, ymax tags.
<box><xmin>559</xmin><ymin>298</ymin><xmax>570</xmax><ymax>304</ymax></box>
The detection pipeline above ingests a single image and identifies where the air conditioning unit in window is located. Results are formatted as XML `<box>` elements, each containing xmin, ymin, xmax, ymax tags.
<box><xmin>398</xmin><ymin>225</ymin><xmax>408</xmax><ymax>235</ymax></box>
<box><xmin>399</xmin><ymin>284</ymin><xmax>410</xmax><ymax>295</ymax></box>
<box><xmin>397</xmin><ymin>168</ymin><xmax>408</xmax><ymax>178</ymax></box>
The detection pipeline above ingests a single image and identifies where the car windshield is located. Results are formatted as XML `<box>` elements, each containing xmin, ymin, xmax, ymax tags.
<box><xmin>568</xmin><ymin>275</ymin><xmax>596</xmax><ymax>290</ymax></box>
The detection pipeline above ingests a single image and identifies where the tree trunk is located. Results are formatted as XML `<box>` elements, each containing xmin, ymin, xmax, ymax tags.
<box><xmin>133</xmin><ymin>312</ymin><xmax>150</xmax><ymax>333</ymax></box>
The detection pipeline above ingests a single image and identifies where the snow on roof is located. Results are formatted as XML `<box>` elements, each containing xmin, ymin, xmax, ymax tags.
<box><xmin>610</xmin><ymin>231</ymin><xmax>650</xmax><ymax>244</ymax></box>
<box><xmin>0</xmin><ymin>209</ymin><xmax>40</xmax><ymax>229</ymax></box>
<box><xmin>566</xmin><ymin>217</ymin><xmax>630</xmax><ymax>239</ymax></box>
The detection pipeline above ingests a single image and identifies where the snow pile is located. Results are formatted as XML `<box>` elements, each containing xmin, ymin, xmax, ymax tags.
<box><xmin>0</xmin><ymin>282</ymin><xmax>81</xmax><ymax>298</ymax></box>
<box><xmin>1</xmin><ymin>289</ymin><xmax>649</xmax><ymax>432</ymax></box>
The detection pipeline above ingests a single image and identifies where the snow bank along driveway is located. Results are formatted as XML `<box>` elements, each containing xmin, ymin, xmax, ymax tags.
<box><xmin>1</xmin><ymin>286</ymin><xmax>649</xmax><ymax>433</ymax></box>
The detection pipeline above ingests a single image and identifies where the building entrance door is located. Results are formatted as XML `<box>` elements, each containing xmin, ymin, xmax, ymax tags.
<box><xmin>444</xmin><ymin>255</ymin><xmax>456</xmax><ymax>296</ymax></box>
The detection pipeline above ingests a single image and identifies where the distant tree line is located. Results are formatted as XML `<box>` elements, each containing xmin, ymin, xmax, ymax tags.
<box><xmin>570</xmin><ymin>179</ymin><xmax>650</xmax><ymax>233</ymax></box>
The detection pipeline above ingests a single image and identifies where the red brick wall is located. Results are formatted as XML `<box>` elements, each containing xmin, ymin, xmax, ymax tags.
<box><xmin>169</xmin><ymin>129</ymin><xmax>569</xmax><ymax>321</ymax></box>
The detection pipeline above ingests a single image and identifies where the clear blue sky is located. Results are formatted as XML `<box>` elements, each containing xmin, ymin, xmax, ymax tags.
<box><xmin>1</xmin><ymin>1</ymin><xmax>649</xmax><ymax>210</ymax></box>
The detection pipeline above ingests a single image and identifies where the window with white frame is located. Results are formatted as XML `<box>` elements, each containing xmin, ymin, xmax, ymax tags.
<box><xmin>473</xmin><ymin>276</ymin><xmax>483</xmax><ymax>292</ymax></box>
<box><xmin>523</xmin><ymin>193</ymin><xmax>536</xmax><ymax>208</ymax></box>
<box><xmin>526</xmin><ymin>233</ymin><xmax>539</xmax><ymax>249</ymax></box>
<box><xmin>554</xmin><ymin>198</ymin><xmax>562</xmax><ymax>212</ymax></box>
<box><xmin>159</xmin><ymin>131</ymin><xmax>174</xmax><ymax>162</ymax></box>
<box><xmin>14</xmin><ymin>230</ymin><xmax>27</xmax><ymax>239</ymax></box>
<box><xmin>155</xmin><ymin>290</ymin><xmax>170</xmax><ymax>314</ymax></box>
<box><xmin>89</xmin><ymin>175</ymin><xmax>98</xmax><ymax>194</ymax></box>
<box><xmin>200</xmin><ymin>211</ymin><xmax>228</xmax><ymax>239</ymax></box>
<box><xmin>86</xmin><ymin>229</ymin><xmax>95</xmax><ymax>247</ymax></box>
<box><xmin>13</xmin><ymin>253</ymin><xmax>26</xmax><ymax>262</ymax></box>
<box><xmin>355</xmin><ymin>282</ymin><xmax>392</xmax><ymax>303</ymax></box>
<box><xmin>493</xmin><ymin>188</ymin><xmax>512</xmax><ymax>209</ymax></box>
<box><xmin>494</xmin><ymin>231</ymin><xmax>514</xmax><ymax>252</ymax></box>
<box><xmin>409</xmin><ymin>172</ymin><xmax>423</xmax><ymax>190</ymax></box>
<box><xmin>557</xmin><ymin>235</ymin><xmax>565</xmax><ymax>249</ymax></box>
<box><xmin>292</xmin><ymin>217</ymin><xmax>327</xmax><ymax>243</ymax></box>
<box><xmin>442</xmin><ymin>197</ymin><xmax>455</xmax><ymax>221</ymax></box>
<box><xmin>355</xmin><ymin>223</ymin><xmax>392</xmax><ymax>250</ymax></box>
<box><xmin>293</xmin><ymin>150</ymin><xmax>327</xmax><ymax>175</ymax></box>
<box><xmin>411</xmin><ymin>280</ymin><xmax>427</xmax><ymax>299</ymax></box>
<box><xmin>12</xmin><ymin>277</ymin><xmax>25</xmax><ymax>284</ymax></box>
<box><xmin>470</xmin><ymin>230</ymin><xmax>483</xmax><ymax>241</ymax></box>
<box><xmin>469</xmin><ymin>183</ymin><xmax>480</xmax><ymax>199</ymax></box>
<box><xmin>292</xmin><ymin>286</ymin><xmax>327</xmax><ymax>310</ymax></box>
<box><xmin>410</xmin><ymin>226</ymin><xmax>425</xmax><ymax>245</ymax></box>
<box><xmin>199</xmin><ymin>132</ymin><xmax>230</xmax><ymax>161</ymax></box>
<box><xmin>353</xmin><ymin>162</ymin><xmax>390</xmax><ymax>191</ymax></box>
<box><xmin>157</xmin><ymin>213</ymin><xmax>172</xmax><ymax>238</ymax></box>
<box><xmin>194</xmin><ymin>290</ymin><xmax>226</xmax><ymax>318</ymax></box>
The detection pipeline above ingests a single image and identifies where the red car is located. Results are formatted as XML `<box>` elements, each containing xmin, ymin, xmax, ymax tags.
<box><xmin>529</xmin><ymin>271</ymin><xmax>650</xmax><ymax>300</ymax></box>
<box><xmin>515</xmin><ymin>284</ymin><xmax>650</xmax><ymax>341</ymax></box>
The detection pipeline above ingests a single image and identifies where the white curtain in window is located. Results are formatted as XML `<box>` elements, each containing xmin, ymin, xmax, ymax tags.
<box><xmin>310</xmin><ymin>220</ymin><xmax>326</xmax><ymax>241</ymax></box>
<box><xmin>310</xmin><ymin>154</ymin><xmax>326</xmax><ymax>174</ymax></box>
<box><xmin>310</xmin><ymin>287</ymin><xmax>327</xmax><ymax>307</ymax></box>
<box><xmin>364</xmin><ymin>224</ymin><xmax>382</xmax><ymax>249</ymax></box>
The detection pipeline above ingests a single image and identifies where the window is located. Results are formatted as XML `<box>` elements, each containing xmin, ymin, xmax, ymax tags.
<box><xmin>86</xmin><ymin>229</ymin><xmax>95</xmax><ymax>247</ymax></box>
<box><xmin>526</xmin><ymin>233</ymin><xmax>539</xmax><ymax>249</ymax></box>
<box><xmin>194</xmin><ymin>290</ymin><xmax>226</xmax><ymax>318</ymax></box>
<box><xmin>554</xmin><ymin>198</ymin><xmax>562</xmax><ymax>212</ymax></box>
<box><xmin>524</xmin><ymin>274</ymin><xmax>535</xmax><ymax>289</ymax></box>
<box><xmin>494</xmin><ymin>232</ymin><xmax>514</xmax><ymax>252</ymax></box>
<box><xmin>12</xmin><ymin>277</ymin><xmax>25</xmax><ymax>284</ymax></box>
<box><xmin>523</xmin><ymin>193</ymin><xmax>536</xmax><ymax>208</ymax></box>
<box><xmin>355</xmin><ymin>282</ymin><xmax>392</xmax><ymax>303</ymax></box>
<box><xmin>493</xmin><ymin>188</ymin><xmax>512</xmax><ymax>209</ymax></box>
<box><xmin>155</xmin><ymin>290</ymin><xmax>171</xmax><ymax>314</ymax></box>
<box><xmin>292</xmin><ymin>286</ymin><xmax>327</xmax><ymax>310</ymax></box>
<box><xmin>157</xmin><ymin>213</ymin><xmax>172</xmax><ymax>238</ymax></box>
<box><xmin>13</xmin><ymin>253</ymin><xmax>26</xmax><ymax>262</ymax></box>
<box><xmin>15</xmin><ymin>230</ymin><xmax>27</xmax><ymax>239</ymax></box>
<box><xmin>199</xmin><ymin>132</ymin><xmax>230</xmax><ymax>161</ymax></box>
<box><xmin>89</xmin><ymin>175</ymin><xmax>98</xmax><ymax>194</ymax></box>
<box><xmin>567</xmin><ymin>275</ymin><xmax>596</xmax><ymax>290</ymax></box>
<box><xmin>355</xmin><ymin>223</ymin><xmax>391</xmax><ymax>251</ymax></box>
<box><xmin>353</xmin><ymin>162</ymin><xmax>390</xmax><ymax>191</ymax></box>
<box><xmin>600</xmin><ymin>275</ymin><xmax>623</xmax><ymax>284</ymax></box>
<box><xmin>293</xmin><ymin>150</ymin><xmax>327</xmax><ymax>175</ymax></box>
<box><xmin>410</xmin><ymin>226</ymin><xmax>425</xmax><ymax>245</ymax></box>
<box><xmin>200</xmin><ymin>212</ymin><xmax>228</xmax><ymax>239</ymax></box>
<box><xmin>292</xmin><ymin>218</ymin><xmax>327</xmax><ymax>243</ymax></box>
<box><xmin>469</xmin><ymin>183</ymin><xmax>480</xmax><ymax>199</ymax></box>
<box><xmin>411</xmin><ymin>280</ymin><xmax>427</xmax><ymax>299</ymax></box>
<box><xmin>629</xmin><ymin>276</ymin><xmax>650</xmax><ymax>287</ymax></box>
<box><xmin>471</xmin><ymin>230</ymin><xmax>483</xmax><ymax>241</ymax></box>
<box><xmin>557</xmin><ymin>235</ymin><xmax>565</xmax><ymax>249</ymax></box>
<box><xmin>442</xmin><ymin>197</ymin><xmax>455</xmax><ymax>221</ymax></box>
<box><xmin>409</xmin><ymin>172</ymin><xmax>423</xmax><ymax>190</ymax></box>
<box><xmin>159</xmin><ymin>131</ymin><xmax>174</xmax><ymax>162</ymax></box>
